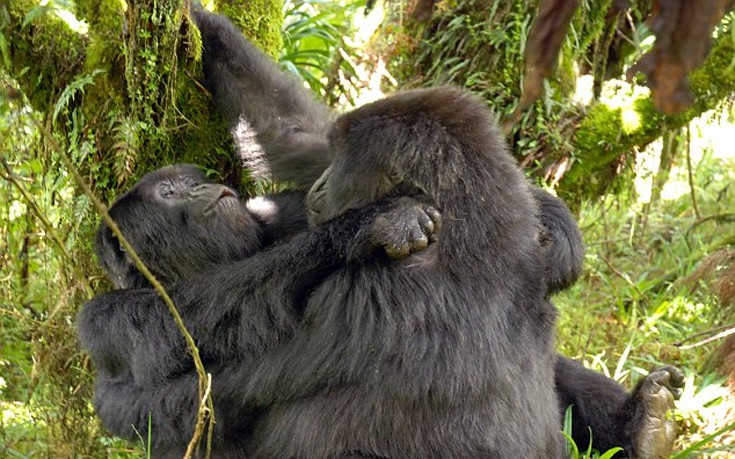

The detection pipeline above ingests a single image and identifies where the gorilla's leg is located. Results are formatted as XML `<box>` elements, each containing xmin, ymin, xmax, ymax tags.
<box><xmin>555</xmin><ymin>357</ymin><xmax>683</xmax><ymax>457</ymax></box>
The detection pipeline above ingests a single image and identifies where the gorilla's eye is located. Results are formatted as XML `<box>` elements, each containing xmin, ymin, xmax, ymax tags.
<box><xmin>183</xmin><ymin>176</ymin><xmax>200</xmax><ymax>188</ymax></box>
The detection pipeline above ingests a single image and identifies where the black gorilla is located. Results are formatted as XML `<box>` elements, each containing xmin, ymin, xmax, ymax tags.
<box><xmin>192</xmin><ymin>7</ymin><xmax>683</xmax><ymax>458</ymax></box>
<box><xmin>79</xmin><ymin>7</ymin><xmax>683</xmax><ymax>458</ymax></box>
<box><xmin>232</xmin><ymin>86</ymin><xmax>566</xmax><ymax>457</ymax></box>
<box><xmin>79</xmin><ymin>164</ymin><xmax>440</xmax><ymax>457</ymax></box>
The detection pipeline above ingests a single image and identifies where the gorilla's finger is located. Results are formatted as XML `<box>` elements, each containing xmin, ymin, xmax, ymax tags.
<box><xmin>385</xmin><ymin>241</ymin><xmax>410</xmax><ymax>260</ymax></box>
<box><xmin>424</xmin><ymin>206</ymin><xmax>442</xmax><ymax>242</ymax></box>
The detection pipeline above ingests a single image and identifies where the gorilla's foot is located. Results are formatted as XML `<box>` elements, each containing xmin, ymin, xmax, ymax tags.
<box><xmin>630</xmin><ymin>366</ymin><xmax>685</xmax><ymax>459</ymax></box>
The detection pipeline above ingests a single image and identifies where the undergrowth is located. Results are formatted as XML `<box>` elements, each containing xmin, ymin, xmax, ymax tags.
<box><xmin>555</xmin><ymin>111</ymin><xmax>735</xmax><ymax>457</ymax></box>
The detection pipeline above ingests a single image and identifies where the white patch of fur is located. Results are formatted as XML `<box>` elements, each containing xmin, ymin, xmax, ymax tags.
<box><xmin>246</xmin><ymin>196</ymin><xmax>280</xmax><ymax>226</ymax></box>
<box><xmin>232</xmin><ymin>116</ymin><xmax>271</xmax><ymax>180</ymax></box>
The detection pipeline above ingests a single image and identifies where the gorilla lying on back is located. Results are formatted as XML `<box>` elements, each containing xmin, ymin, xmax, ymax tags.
<box><xmin>79</xmin><ymin>163</ymin><xmax>440</xmax><ymax>458</ymax></box>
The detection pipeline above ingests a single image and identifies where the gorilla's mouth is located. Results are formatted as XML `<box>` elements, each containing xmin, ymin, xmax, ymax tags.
<box><xmin>202</xmin><ymin>187</ymin><xmax>240</xmax><ymax>217</ymax></box>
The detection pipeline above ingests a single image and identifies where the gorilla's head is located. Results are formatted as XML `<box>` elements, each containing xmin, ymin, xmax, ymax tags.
<box><xmin>95</xmin><ymin>164</ymin><xmax>262</xmax><ymax>289</ymax></box>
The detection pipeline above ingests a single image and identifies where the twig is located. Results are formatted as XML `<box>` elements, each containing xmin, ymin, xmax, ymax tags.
<box><xmin>599</xmin><ymin>254</ymin><xmax>642</xmax><ymax>296</ymax></box>
<box><xmin>685</xmin><ymin>212</ymin><xmax>735</xmax><ymax>243</ymax></box>
<box><xmin>675</xmin><ymin>322</ymin><xmax>735</xmax><ymax>346</ymax></box>
<box><xmin>0</xmin><ymin>156</ymin><xmax>95</xmax><ymax>298</ymax></box>
<box><xmin>686</xmin><ymin>125</ymin><xmax>701</xmax><ymax>220</ymax></box>
<box><xmin>676</xmin><ymin>324</ymin><xmax>735</xmax><ymax>350</ymax></box>
<box><xmin>31</xmin><ymin>118</ymin><xmax>215</xmax><ymax>458</ymax></box>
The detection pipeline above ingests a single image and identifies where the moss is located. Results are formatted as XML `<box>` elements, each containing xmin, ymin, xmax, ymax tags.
<box><xmin>562</xmin><ymin>87</ymin><xmax>666</xmax><ymax>202</ymax></box>
<box><xmin>218</xmin><ymin>0</ymin><xmax>283</xmax><ymax>58</ymax></box>
<box><xmin>1</xmin><ymin>0</ymin><xmax>87</xmax><ymax>112</ymax></box>
<box><xmin>687</xmin><ymin>27</ymin><xmax>735</xmax><ymax>115</ymax></box>
<box><xmin>561</xmin><ymin>26</ymin><xmax>734</xmax><ymax>202</ymax></box>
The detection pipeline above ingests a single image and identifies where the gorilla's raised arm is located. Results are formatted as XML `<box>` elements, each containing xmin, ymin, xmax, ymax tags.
<box><xmin>192</xmin><ymin>5</ymin><xmax>333</xmax><ymax>189</ymax></box>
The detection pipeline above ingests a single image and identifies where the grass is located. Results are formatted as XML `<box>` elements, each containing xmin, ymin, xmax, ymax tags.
<box><xmin>555</xmin><ymin>109</ymin><xmax>735</xmax><ymax>457</ymax></box>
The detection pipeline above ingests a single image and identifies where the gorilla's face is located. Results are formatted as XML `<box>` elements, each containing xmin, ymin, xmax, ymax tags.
<box><xmin>306</xmin><ymin>126</ymin><xmax>400</xmax><ymax>226</ymax></box>
<box><xmin>96</xmin><ymin>164</ymin><xmax>262</xmax><ymax>289</ymax></box>
<box><xmin>138</xmin><ymin>164</ymin><xmax>247</xmax><ymax>224</ymax></box>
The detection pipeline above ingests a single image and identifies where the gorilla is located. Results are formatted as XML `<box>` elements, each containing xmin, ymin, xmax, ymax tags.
<box><xmin>192</xmin><ymin>6</ymin><xmax>683</xmax><ymax>458</ymax></box>
<box><xmin>78</xmin><ymin>6</ymin><xmax>683</xmax><ymax>458</ymax></box>
<box><xmin>79</xmin><ymin>163</ymin><xmax>440</xmax><ymax>457</ymax></box>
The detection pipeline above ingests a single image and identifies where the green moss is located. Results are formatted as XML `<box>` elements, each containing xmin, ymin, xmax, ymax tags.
<box><xmin>218</xmin><ymin>0</ymin><xmax>283</xmax><ymax>58</ymax></box>
<box><xmin>1</xmin><ymin>0</ymin><xmax>87</xmax><ymax>112</ymax></box>
<box><xmin>574</xmin><ymin>104</ymin><xmax>621</xmax><ymax>162</ymax></box>
<box><xmin>561</xmin><ymin>26</ymin><xmax>733</xmax><ymax>202</ymax></box>
<box><xmin>687</xmin><ymin>27</ymin><xmax>735</xmax><ymax>114</ymax></box>
<box><xmin>563</xmin><ymin>88</ymin><xmax>667</xmax><ymax>202</ymax></box>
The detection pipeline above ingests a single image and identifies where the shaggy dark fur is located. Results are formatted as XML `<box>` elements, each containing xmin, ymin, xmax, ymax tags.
<box><xmin>233</xmin><ymin>86</ymin><xmax>566</xmax><ymax>458</ymax></box>
<box><xmin>79</xmin><ymin>7</ymin><xmax>683</xmax><ymax>458</ymax></box>
<box><xmin>194</xmin><ymin>5</ymin><xmax>333</xmax><ymax>189</ymax></box>
<box><xmin>192</xmin><ymin>8</ymin><xmax>683</xmax><ymax>456</ymax></box>
<box><xmin>78</xmin><ymin>164</ymin><xmax>439</xmax><ymax>458</ymax></box>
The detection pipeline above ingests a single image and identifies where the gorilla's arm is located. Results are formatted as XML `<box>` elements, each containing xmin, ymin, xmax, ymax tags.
<box><xmin>79</xmin><ymin>200</ymin><xmax>414</xmax><ymax>383</ymax></box>
<box><xmin>192</xmin><ymin>6</ymin><xmax>333</xmax><ymax>189</ymax></box>
<box><xmin>80</xmin><ymin>198</ymin><xmax>439</xmax><ymax>450</ymax></box>
<box><xmin>91</xmin><ymin>368</ymin><xmax>250</xmax><ymax>455</ymax></box>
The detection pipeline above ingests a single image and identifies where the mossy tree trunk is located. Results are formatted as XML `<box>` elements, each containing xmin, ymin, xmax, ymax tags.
<box><xmin>2</xmin><ymin>0</ymin><xmax>282</xmax><ymax>197</ymax></box>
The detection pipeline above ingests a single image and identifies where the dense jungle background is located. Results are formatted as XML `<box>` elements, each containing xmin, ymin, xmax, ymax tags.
<box><xmin>1</xmin><ymin>0</ymin><xmax>735</xmax><ymax>457</ymax></box>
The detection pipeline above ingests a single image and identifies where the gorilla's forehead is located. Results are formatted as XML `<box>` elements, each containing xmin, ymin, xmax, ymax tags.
<box><xmin>136</xmin><ymin>164</ymin><xmax>204</xmax><ymax>187</ymax></box>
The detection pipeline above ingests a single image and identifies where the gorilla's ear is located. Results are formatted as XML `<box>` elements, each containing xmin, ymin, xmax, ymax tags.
<box><xmin>533</xmin><ymin>187</ymin><xmax>585</xmax><ymax>294</ymax></box>
<box><xmin>94</xmin><ymin>225</ymin><xmax>145</xmax><ymax>289</ymax></box>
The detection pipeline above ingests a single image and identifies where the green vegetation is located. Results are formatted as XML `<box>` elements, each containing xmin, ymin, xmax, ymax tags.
<box><xmin>555</xmin><ymin>112</ymin><xmax>735</xmax><ymax>456</ymax></box>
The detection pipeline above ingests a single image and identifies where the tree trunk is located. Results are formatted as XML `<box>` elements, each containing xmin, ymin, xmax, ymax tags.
<box><xmin>376</xmin><ymin>0</ymin><xmax>735</xmax><ymax>205</ymax></box>
<box><xmin>2</xmin><ymin>0</ymin><xmax>282</xmax><ymax>195</ymax></box>
<box><xmin>0</xmin><ymin>1</ymin><xmax>284</xmax><ymax>455</ymax></box>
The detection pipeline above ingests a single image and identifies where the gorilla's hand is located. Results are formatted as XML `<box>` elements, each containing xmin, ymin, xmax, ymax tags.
<box><xmin>630</xmin><ymin>365</ymin><xmax>684</xmax><ymax>459</ymax></box>
<box><xmin>371</xmin><ymin>197</ymin><xmax>441</xmax><ymax>260</ymax></box>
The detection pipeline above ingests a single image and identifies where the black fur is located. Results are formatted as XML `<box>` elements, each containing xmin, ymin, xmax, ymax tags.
<box><xmin>79</xmin><ymin>164</ymin><xmax>439</xmax><ymax>457</ymax></box>
<box><xmin>234</xmin><ymin>86</ymin><xmax>565</xmax><ymax>458</ymax></box>
<box><xmin>193</xmin><ymin>5</ymin><xmax>333</xmax><ymax>189</ymax></box>
<box><xmin>555</xmin><ymin>357</ymin><xmax>684</xmax><ymax>457</ymax></box>
<box><xmin>80</xmin><ymin>7</ymin><xmax>682</xmax><ymax>458</ymax></box>
<box><xmin>533</xmin><ymin>186</ymin><xmax>585</xmax><ymax>294</ymax></box>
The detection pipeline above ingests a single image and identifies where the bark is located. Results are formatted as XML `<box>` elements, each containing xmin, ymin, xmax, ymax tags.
<box><xmin>1</xmin><ymin>0</ymin><xmax>283</xmax><ymax>194</ymax></box>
